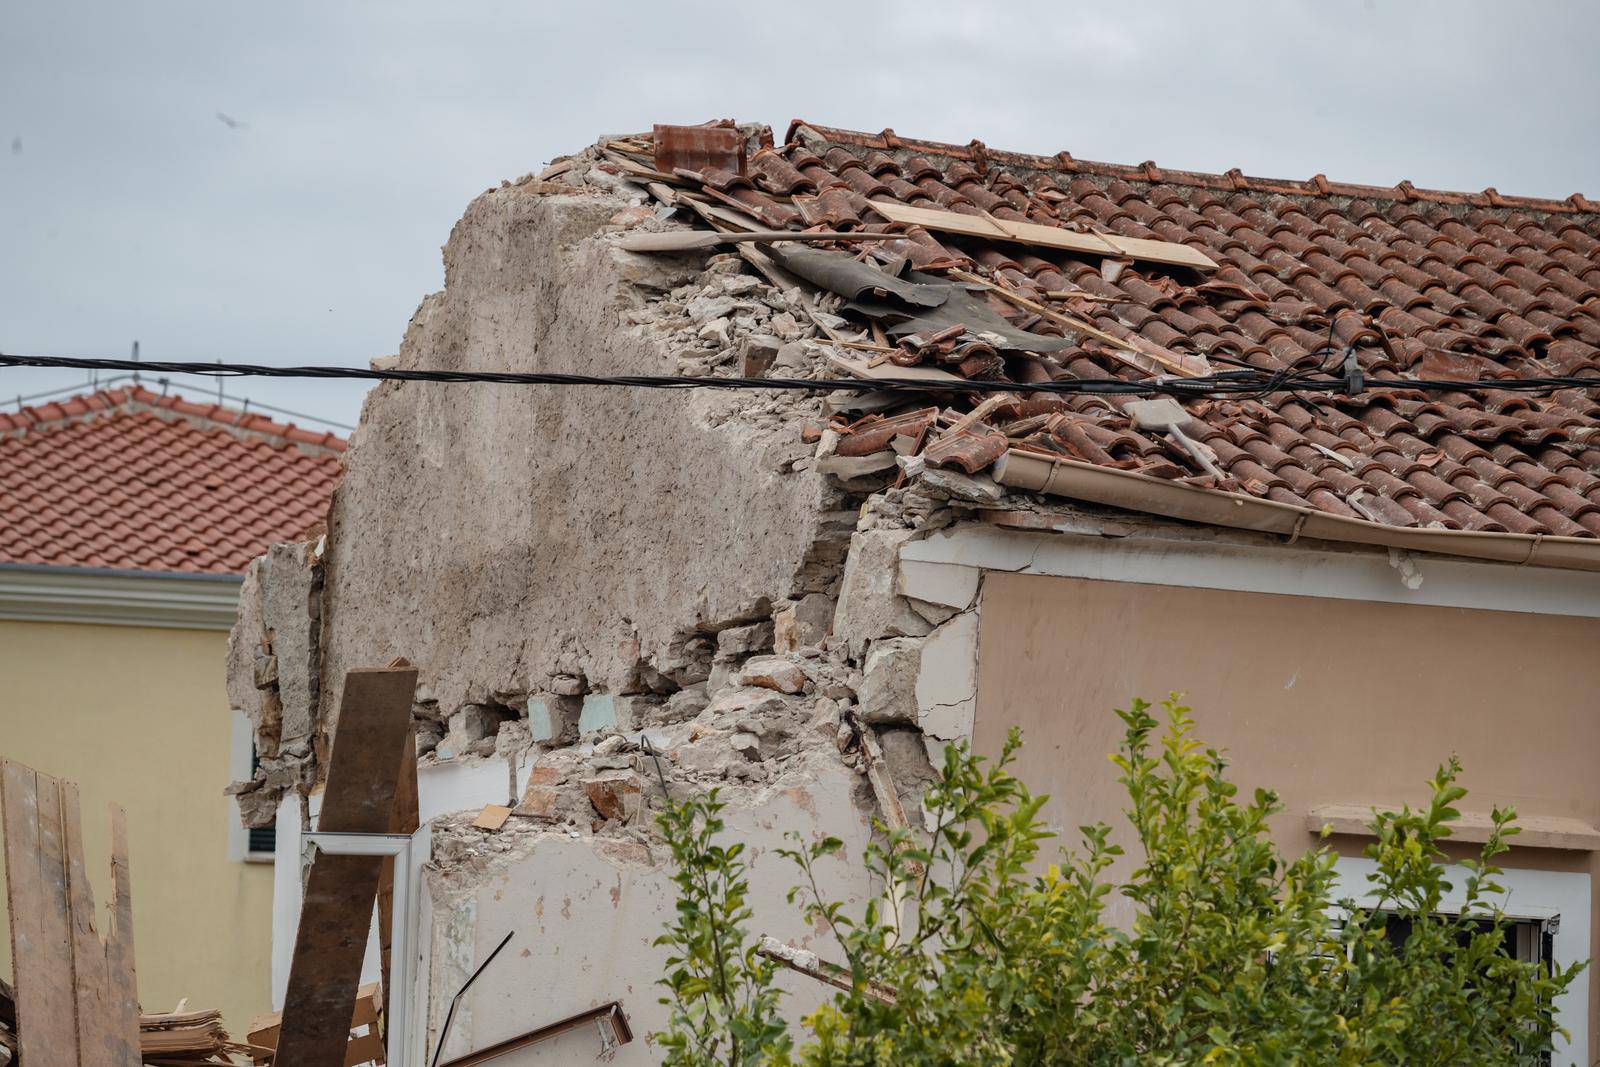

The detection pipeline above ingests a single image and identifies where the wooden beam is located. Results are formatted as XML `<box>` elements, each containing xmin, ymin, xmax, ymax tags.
<box><xmin>275</xmin><ymin>666</ymin><xmax>418</xmax><ymax>1067</ymax></box>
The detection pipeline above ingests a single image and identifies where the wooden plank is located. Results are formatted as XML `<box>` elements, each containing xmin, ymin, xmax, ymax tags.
<box><xmin>471</xmin><ymin>805</ymin><xmax>512</xmax><ymax>831</ymax></box>
<box><xmin>275</xmin><ymin>666</ymin><xmax>418</xmax><ymax>1067</ymax></box>
<box><xmin>104</xmin><ymin>805</ymin><xmax>141</xmax><ymax>1066</ymax></box>
<box><xmin>3</xmin><ymin>761</ymin><xmax>82</xmax><ymax>1065</ymax></box>
<box><xmin>868</xmin><ymin>198</ymin><xmax>1218</xmax><ymax>270</ymax></box>
<box><xmin>61</xmin><ymin>780</ymin><xmax>114</xmax><ymax>1066</ymax></box>
<box><xmin>1103</xmin><ymin>233</ymin><xmax>1219</xmax><ymax>271</ymax></box>
<box><xmin>868</xmin><ymin>199</ymin><xmax>1008</xmax><ymax>240</ymax></box>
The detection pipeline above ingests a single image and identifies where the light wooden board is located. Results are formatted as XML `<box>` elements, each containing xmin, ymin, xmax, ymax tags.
<box><xmin>3</xmin><ymin>761</ymin><xmax>80</xmax><ymax>1065</ymax></box>
<box><xmin>868</xmin><ymin>198</ymin><xmax>1217</xmax><ymax>270</ymax></box>
<box><xmin>275</xmin><ymin>666</ymin><xmax>418</xmax><ymax>1067</ymax></box>
<box><xmin>1</xmin><ymin>762</ymin><xmax>140</xmax><ymax>1067</ymax></box>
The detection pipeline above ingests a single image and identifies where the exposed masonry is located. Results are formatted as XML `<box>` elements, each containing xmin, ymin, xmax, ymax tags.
<box><xmin>224</xmin><ymin>133</ymin><xmax>1125</xmax><ymax>1052</ymax></box>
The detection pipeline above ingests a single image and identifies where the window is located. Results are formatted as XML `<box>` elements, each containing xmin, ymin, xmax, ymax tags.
<box><xmin>228</xmin><ymin>709</ymin><xmax>276</xmax><ymax>863</ymax></box>
<box><xmin>1331</xmin><ymin>857</ymin><xmax>1588</xmax><ymax>1061</ymax></box>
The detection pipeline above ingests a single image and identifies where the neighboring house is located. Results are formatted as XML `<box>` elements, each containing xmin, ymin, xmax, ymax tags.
<box><xmin>229</xmin><ymin>121</ymin><xmax>1600</xmax><ymax>1063</ymax></box>
<box><xmin>0</xmin><ymin>385</ymin><xmax>343</xmax><ymax>1034</ymax></box>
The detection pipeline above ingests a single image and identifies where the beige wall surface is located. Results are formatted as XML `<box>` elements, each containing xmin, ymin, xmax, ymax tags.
<box><xmin>0</xmin><ymin>619</ymin><xmax>273</xmax><ymax>1035</ymax></box>
<box><xmin>973</xmin><ymin>571</ymin><xmax>1600</xmax><ymax>1044</ymax></box>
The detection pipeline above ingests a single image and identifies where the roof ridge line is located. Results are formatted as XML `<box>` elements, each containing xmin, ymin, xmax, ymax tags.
<box><xmin>0</xmin><ymin>386</ymin><xmax>346</xmax><ymax>454</ymax></box>
<box><xmin>784</xmin><ymin>119</ymin><xmax>1600</xmax><ymax>216</ymax></box>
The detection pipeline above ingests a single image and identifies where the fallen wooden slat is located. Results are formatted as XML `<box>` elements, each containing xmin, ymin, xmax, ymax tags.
<box><xmin>2</xmin><ymin>762</ymin><xmax>141</xmax><ymax>1067</ymax></box>
<box><xmin>63</xmin><ymin>780</ymin><xmax>115</xmax><ymax>1066</ymax></box>
<box><xmin>868</xmin><ymin>198</ymin><xmax>1218</xmax><ymax>270</ymax></box>
<box><xmin>274</xmin><ymin>666</ymin><xmax>418</xmax><ymax>1067</ymax></box>
<box><xmin>471</xmin><ymin>804</ymin><xmax>512</xmax><ymax>831</ymax></box>
<box><xmin>105</xmin><ymin>805</ymin><xmax>141</xmax><ymax>1063</ymax></box>
<box><xmin>3</xmin><ymin>760</ymin><xmax>82</xmax><ymax>1064</ymax></box>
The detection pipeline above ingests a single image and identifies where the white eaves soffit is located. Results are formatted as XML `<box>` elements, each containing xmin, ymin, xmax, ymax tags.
<box><xmin>898</xmin><ymin>522</ymin><xmax>1600</xmax><ymax>620</ymax></box>
<box><xmin>0</xmin><ymin>563</ymin><xmax>242</xmax><ymax>631</ymax></box>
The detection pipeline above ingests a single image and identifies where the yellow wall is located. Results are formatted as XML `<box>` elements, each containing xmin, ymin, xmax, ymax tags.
<box><xmin>0</xmin><ymin>619</ymin><xmax>273</xmax><ymax>1035</ymax></box>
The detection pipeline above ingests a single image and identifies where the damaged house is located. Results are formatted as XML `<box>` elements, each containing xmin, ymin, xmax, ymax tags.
<box><xmin>227</xmin><ymin>120</ymin><xmax>1600</xmax><ymax>1062</ymax></box>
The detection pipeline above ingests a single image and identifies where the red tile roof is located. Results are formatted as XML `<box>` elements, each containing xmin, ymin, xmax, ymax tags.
<box><xmin>633</xmin><ymin>121</ymin><xmax>1600</xmax><ymax>543</ymax></box>
<box><xmin>0</xmin><ymin>386</ymin><xmax>345</xmax><ymax>574</ymax></box>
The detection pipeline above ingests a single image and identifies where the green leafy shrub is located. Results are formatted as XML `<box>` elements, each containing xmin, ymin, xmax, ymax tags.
<box><xmin>655</xmin><ymin>697</ymin><xmax>1581</xmax><ymax>1065</ymax></box>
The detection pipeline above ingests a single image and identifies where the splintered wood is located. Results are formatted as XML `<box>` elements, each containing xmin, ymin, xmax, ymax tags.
<box><xmin>2</xmin><ymin>758</ymin><xmax>141</xmax><ymax>1067</ymax></box>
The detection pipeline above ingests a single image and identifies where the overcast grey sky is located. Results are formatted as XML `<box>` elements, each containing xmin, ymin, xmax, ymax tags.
<box><xmin>3</xmin><ymin>1</ymin><xmax>1597</xmax><ymax>430</ymax></box>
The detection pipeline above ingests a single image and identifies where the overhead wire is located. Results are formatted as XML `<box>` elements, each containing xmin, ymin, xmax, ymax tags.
<box><xmin>2</xmin><ymin>351</ymin><xmax>1597</xmax><ymax>403</ymax></box>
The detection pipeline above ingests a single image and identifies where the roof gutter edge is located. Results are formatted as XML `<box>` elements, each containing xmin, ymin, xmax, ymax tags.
<box><xmin>0</xmin><ymin>563</ymin><xmax>243</xmax><ymax>631</ymax></box>
<box><xmin>991</xmin><ymin>449</ymin><xmax>1600</xmax><ymax>574</ymax></box>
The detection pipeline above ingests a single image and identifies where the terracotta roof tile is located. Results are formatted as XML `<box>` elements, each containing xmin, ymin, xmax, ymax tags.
<box><xmin>0</xmin><ymin>386</ymin><xmax>344</xmax><ymax>574</ymax></box>
<box><xmin>653</xmin><ymin>121</ymin><xmax>1600</xmax><ymax>541</ymax></box>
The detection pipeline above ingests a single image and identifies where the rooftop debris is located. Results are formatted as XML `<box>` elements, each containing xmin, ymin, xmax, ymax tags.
<box><xmin>595</xmin><ymin>120</ymin><xmax>1600</xmax><ymax>554</ymax></box>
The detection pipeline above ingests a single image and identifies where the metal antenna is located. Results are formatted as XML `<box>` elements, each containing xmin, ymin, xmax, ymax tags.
<box><xmin>131</xmin><ymin>340</ymin><xmax>141</xmax><ymax>384</ymax></box>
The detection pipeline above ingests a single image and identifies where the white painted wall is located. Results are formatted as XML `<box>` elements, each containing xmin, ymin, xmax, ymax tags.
<box><xmin>269</xmin><ymin>752</ymin><xmax>529</xmax><ymax>1010</ymax></box>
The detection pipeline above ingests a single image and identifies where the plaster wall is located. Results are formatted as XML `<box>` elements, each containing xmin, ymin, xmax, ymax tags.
<box><xmin>0</xmin><ymin>619</ymin><xmax>274</xmax><ymax>1034</ymax></box>
<box><xmin>971</xmin><ymin>569</ymin><xmax>1600</xmax><ymax>1051</ymax></box>
<box><xmin>422</xmin><ymin>752</ymin><xmax>876</xmax><ymax>1064</ymax></box>
<box><xmin>317</xmin><ymin>182</ymin><xmax>841</xmax><ymax>734</ymax></box>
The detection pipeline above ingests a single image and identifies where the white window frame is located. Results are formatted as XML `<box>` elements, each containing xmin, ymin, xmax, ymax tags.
<box><xmin>1331</xmin><ymin>856</ymin><xmax>1589</xmax><ymax>1060</ymax></box>
<box><xmin>228</xmin><ymin>709</ymin><xmax>275</xmax><ymax>863</ymax></box>
<box><xmin>302</xmin><ymin>828</ymin><xmax>432</xmax><ymax>1067</ymax></box>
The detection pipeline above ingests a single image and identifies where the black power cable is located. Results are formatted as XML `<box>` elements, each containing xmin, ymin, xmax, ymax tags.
<box><xmin>2</xmin><ymin>351</ymin><xmax>1598</xmax><ymax>402</ymax></box>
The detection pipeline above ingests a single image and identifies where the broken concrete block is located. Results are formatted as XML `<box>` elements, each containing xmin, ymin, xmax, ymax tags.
<box><xmin>648</xmin><ymin>684</ymin><xmax>708</xmax><ymax>725</ymax></box>
<box><xmin>437</xmin><ymin>704</ymin><xmax>510</xmax><ymax>760</ymax></box>
<box><xmin>593</xmin><ymin>734</ymin><xmax>629</xmax><ymax>757</ymax></box>
<box><xmin>816</xmin><ymin>452</ymin><xmax>898</xmax><ymax>478</ymax></box>
<box><xmin>704</xmin><ymin>685</ymin><xmax>790</xmax><ymax>720</ymax></box>
<box><xmin>856</xmin><ymin>637</ymin><xmax>923</xmax><ymax>725</ymax></box>
<box><xmin>529</xmin><ymin>695</ymin><xmax>582</xmax><ymax>745</ymax></box>
<box><xmin>739</xmin><ymin>335</ymin><xmax>782</xmax><ymax>377</ymax></box>
<box><xmin>906</xmin><ymin>596</ymin><xmax>960</xmax><ymax>626</ymax></box>
<box><xmin>579</xmin><ymin>693</ymin><xmax>618</xmax><ymax>734</ymax></box>
<box><xmin>584</xmin><ymin>770</ymin><xmax>644</xmax><ymax>821</ymax></box>
<box><xmin>729</xmin><ymin>731</ymin><xmax>762</xmax><ymax>759</ymax></box>
<box><xmin>775</xmin><ymin>595</ymin><xmax>834</xmax><ymax>654</ymax></box>
<box><xmin>833</xmin><ymin>528</ymin><xmax>934</xmax><ymax>659</ymax></box>
<box><xmin>735</xmin><ymin>656</ymin><xmax>808</xmax><ymax>694</ymax></box>
<box><xmin>516</xmin><ymin>764</ymin><xmax>565</xmax><ymax>819</ymax></box>
<box><xmin>916</xmin><ymin>610</ymin><xmax>979</xmax><ymax>742</ymax></box>
<box><xmin>896</xmin><ymin>559</ymin><xmax>980</xmax><ymax>612</ymax></box>
<box><xmin>914</xmin><ymin>467</ymin><xmax>1005</xmax><ymax>503</ymax></box>
<box><xmin>548</xmin><ymin>674</ymin><xmax>586</xmax><ymax>697</ymax></box>
<box><xmin>716</xmin><ymin>620</ymin><xmax>774</xmax><ymax>658</ymax></box>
